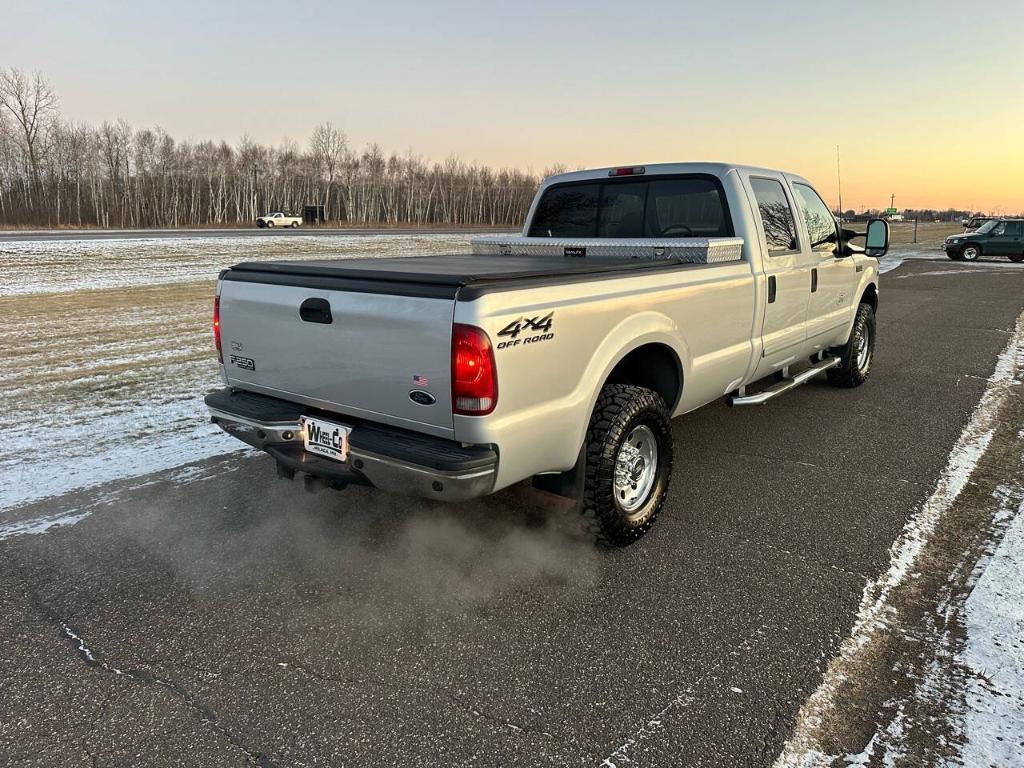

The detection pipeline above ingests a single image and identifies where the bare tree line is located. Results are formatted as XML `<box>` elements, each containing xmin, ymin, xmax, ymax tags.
<box><xmin>0</xmin><ymin>68</ymin><xmax>544</xmax><ymax>228</ymax></box>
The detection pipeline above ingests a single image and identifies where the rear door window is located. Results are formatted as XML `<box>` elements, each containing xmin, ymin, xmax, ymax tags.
<box><xmin>750</xmin><ymin>178</ymin><xmax>799</xmax><ymax>254</ymax></box>
<box><xmin>527</xmin><ymin>175</ymin><xmax>732</xmax><ymax>238</ymax></box>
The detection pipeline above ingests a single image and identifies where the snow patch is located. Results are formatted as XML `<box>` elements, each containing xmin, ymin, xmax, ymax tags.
<box><xmin>957</xmin><ymin>497</ymin><xmax>1024</xmax><ymax>765</ymax></box>
<box><xmin>0</xmin><ymin>510</ymin><xmax>90</xmax><ymax>541</ymax></box>
<box><xmin>878</xmin><ymin>255</ymin><xmax>906</xmax><ymax>274</ymax></box>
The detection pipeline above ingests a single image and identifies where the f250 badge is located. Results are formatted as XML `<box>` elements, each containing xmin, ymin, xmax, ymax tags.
<box><xmin>496</xmin><ymin>313</ymin><xmax>554</xmax><ymax>350</ymax></box>
<box><xmin>230</xmin><ymin>354</ymin><xmax>256</xmax><ymax>371</ymax></box>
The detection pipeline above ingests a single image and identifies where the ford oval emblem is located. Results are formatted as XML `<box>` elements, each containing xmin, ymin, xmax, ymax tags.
<box><xmin>409</xmin><ymin>390</ymin><xmax>436</xmax><ymax>406</ymax></box>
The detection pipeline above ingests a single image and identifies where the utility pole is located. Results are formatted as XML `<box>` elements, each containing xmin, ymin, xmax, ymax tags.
<box><xmin>836</xmin><ymin>145</ymin><xmax>843</xmax><ymax>221</ymax></box>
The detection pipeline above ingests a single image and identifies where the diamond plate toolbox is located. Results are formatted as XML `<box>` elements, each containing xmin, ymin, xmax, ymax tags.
<box><xmin>471</xmin><ymin>236</ymin><xmax>744</xmax><ymax>264</ymax></box>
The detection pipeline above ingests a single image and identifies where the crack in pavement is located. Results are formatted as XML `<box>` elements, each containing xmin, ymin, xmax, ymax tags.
<box><xmin>701</xmin><ymin>446</ymin><xmax>931</xmax><ymax>491</ymax></box>
<box><xmin>275</xmin><ymin>656</ymin><xmax>368</xmax><ymax>689</ymax></box>
<box><xmin>597</xmin><ymin>620</ymin><xmax>772</xmax><ymax>767</ymax></box>
<box><xmin>445</xmin><ymin>691</ymin><xmax>555</xmax><ymax>739</ymax></box>
<box><xmin>20</xmin><ymin>586</ymin><xmax>279</xmax><ymax>768</ymax></box>
<box><xmin>739</xmin><ymin>538</ymin><xmax>871</xmax><ymax>583</ymax></box>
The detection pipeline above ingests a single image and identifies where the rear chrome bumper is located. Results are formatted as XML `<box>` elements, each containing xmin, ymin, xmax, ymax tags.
<box><xmin>206</xmin><ymin>388</ymin><xmax>497</xmax><ymax>502</ymax></box>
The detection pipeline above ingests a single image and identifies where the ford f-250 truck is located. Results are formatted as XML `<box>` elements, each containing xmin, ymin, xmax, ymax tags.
<box><xmin>206</xmin><ymin>163</ymin><xmax>889</xmax><ymax>545</ymax></box>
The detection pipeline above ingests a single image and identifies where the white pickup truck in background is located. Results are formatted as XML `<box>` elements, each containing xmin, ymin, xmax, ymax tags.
<box><xmin>256</xmin><ymin>212</ymin><xmax>302</xmax><ymax>228</ymax></box>
<box><xmin>207</xmin><ymin>162</ymin><xmax>889</xmax><ymax>545</ymax></box>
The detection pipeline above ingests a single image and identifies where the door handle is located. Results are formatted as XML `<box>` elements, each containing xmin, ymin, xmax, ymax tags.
<box><xmin>811</xmin><ymin>268</ymin><xmax>818</xmax><ymax>293</ymax></box>
<box><xmin>768</xmin><ymin>275</ymin><xmax>777</xmax><ymax>304</ymax></box>
<box><xmin>299</xmin><ymin>297</ymin><xmax>333</xmax><ymax>324</ymax></box>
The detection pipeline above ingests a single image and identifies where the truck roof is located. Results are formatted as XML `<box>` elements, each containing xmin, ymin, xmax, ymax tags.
<box><xmin>540</xmin><ymin>161</ymin><xmax>812</xmax><ymax>187</ymax></box>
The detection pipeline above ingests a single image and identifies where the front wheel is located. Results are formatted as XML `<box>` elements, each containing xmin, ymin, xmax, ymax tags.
<box><xmin>827</xmin><ymin>302</ymin><xmax>875</xmax><ymax>388</ymax></box>
<box><xmin>1009</xmin><ymin>253</ymin><xmax>1024</xmax><ymax>263</ymax></box>
<box><xmin>960</xmin><ymin>243</ymin><xmax>981</xmax><ymax>261</ymax></box>
<box><xmin>266</xmin><ymin>220</ymin><xmax>274</xmax><ymax>228</ymax></box>
<box><xmin>580</xmin><ymin>384</ymin><xmax>673</xmax><ymax>546</ymax></box>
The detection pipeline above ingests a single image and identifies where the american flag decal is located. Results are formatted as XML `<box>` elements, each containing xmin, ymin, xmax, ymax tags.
<box><xmin>412</xmin><ymin>374</ymin><xmax>429</xmax><ymax>387</ymax></box>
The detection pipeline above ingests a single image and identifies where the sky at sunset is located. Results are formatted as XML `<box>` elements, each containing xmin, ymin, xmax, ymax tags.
<box><xmin>5</xmin><ymin>0</ymin><xmax>1023</xmax><ymax>211</ymax></box>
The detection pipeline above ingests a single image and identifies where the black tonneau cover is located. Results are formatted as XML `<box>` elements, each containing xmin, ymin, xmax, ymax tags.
<box><xmin>225</xmin><ymin>253</ymin><xmax>688</xmax><ymax>299</ymax></box>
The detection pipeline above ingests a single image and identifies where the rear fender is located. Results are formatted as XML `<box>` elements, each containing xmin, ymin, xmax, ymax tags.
<box><xmin>568</xmin><ymin>312</ymin><xmax>687</xmax><ymax>464</ymax></box>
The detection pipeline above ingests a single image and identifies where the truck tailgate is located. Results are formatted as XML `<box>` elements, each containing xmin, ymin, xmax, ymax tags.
<box><xmin>218</xmin><ymin>274</ymin><xmax>455</xmax><ymax>434</ymax></box>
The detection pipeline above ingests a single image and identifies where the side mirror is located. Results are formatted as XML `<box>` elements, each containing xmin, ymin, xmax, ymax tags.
<box><xmin>864</xmin><ymin>218</ymin><xmax>889</xmax><ymax>258</ymax></box>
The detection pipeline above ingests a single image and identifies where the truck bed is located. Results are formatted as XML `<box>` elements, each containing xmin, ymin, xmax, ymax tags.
<box><xmin>224</xmin><ymin>253</ymin><xmax>694</xmax><ymax>299</ymax></box>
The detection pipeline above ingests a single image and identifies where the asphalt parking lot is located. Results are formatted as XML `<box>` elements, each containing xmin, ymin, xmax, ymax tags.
<box><xmin>3</xmin><ymin>257</ymin><xmax>1024</xmax><ymax>767</ymax></box>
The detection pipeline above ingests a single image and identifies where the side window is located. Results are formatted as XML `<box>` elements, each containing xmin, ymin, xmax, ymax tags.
<box><xmin>793</xmin><ymin>183</ymin><xmax>838</xmax><ymax>254</ymax></box>
<box><xmin>1007</xmin><ymin>222</ymin><xmax>1022</xmax><ymax>237</ymax></box>
<box><xmin>993</xmin><ymin>222</ymin><xmax>1007</xmax><ymax>236</ymax></box>
<box><xmin>750</xmin><ymin>178</ymin><xmax>798</xmax><ymax>254</ymax></box>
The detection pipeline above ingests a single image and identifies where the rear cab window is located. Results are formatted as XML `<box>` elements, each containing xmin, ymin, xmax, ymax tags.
<box><xmin>527</xmin><ymin>175</ymin><xmax>733</xmax><ymax>239</ymax></box>
<box><xmin>749</xmin><ymin>177</ymin><xmax>799</xmax><ymax>255</ymax></box>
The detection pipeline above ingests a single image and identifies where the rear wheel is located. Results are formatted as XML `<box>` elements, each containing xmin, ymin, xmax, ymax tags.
<box><xmin>960</xmin><ymin>243</ymin><xmax>980</xmax><ymax>261</ymax></box>
<box><xmin>1009</xmin><ymin>253</ymin><xmax>1024</xmax><ymax>263</ymax></box>
<box><xmin>291</xmin><ymin>221</ymin><xmax>299</xmax><ymax>228</ymax></box>
<box><xmin>827</xmin><ymin>302</ymin><xmax>875</xmax><ymax>388</ymax></box>
<box><xmin>580</xmin><ymin>384</ymin><xmax>673</xmax><ymax>546</ymax></box>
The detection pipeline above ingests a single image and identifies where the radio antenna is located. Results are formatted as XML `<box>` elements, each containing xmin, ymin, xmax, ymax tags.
<box><xmin>836</xmin><ymin>145</ymin><xmax>843</xmax><ymax>220</ymax></box>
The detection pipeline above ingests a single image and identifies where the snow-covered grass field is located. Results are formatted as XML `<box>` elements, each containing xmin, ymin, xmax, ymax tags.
<box><xmin>0</xmin><ymin>234</ymin><xmax>474</xmax><ymax>510</ymax></box>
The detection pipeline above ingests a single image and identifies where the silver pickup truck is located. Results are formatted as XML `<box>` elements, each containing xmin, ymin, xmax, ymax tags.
<box><xmin>206</xmin><ymin>162</ymin><xmax>889</xmax><ymax>545</ymax></box>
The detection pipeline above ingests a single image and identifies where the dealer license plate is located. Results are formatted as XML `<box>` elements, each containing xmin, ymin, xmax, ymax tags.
<box><xmin>301</xmin><ymin>416</ymin><xmax>351</xmax><ymax>463</ymax></box>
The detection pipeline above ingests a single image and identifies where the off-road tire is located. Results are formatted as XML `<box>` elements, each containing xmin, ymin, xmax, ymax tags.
<box><xmin>580</xmin><ymin>384</ymin><xmax>673</xmax><ymax>546</ymax></box>
<box><xmin>960</xmin><ymin>243</ymin><xmax>981</xmax><ymax>261</ymax></box>
<box><xmin>827</xmin><ymin>302</ymin><xmax>875</xmax><ymax>388</ymax></box>
<box><xmin>1009</xmin><ymin>253</ymin><xmax>1024</xmax><ymax>263</ymax></box>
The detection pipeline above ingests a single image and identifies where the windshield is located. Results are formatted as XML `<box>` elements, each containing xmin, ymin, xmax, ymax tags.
<box><xmin>976</xmin><ymin>220</ymin><xmax>999</xmax><ymax>234</ymax></box>
<box><xmin>527</xmin><ymin>175</ymin><xmax>733</xmax><ymax>239</ymax></box>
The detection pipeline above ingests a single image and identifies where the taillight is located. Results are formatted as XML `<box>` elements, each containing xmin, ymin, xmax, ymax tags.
<box><xmin>213</xmin><ymin>296</ymin><xmax>223</xmax><ymax>363</ymax></box>
<box><xmin>452</xmin><ymin>324</ymin><xmax>497</xmax><ymax>415</ymax></box>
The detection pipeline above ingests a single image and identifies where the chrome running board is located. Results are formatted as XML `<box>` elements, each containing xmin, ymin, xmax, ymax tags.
<box><xmin>727</xmin><ymin>357</ymin><xmax>841</xmax><ymax>406</ymax></box>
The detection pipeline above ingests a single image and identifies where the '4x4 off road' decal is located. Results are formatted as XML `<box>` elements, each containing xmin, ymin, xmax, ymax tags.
<box><xmin>496</xmin><ymin>313</ymin><xmax>554</xmax><ymax>349</ymax></box>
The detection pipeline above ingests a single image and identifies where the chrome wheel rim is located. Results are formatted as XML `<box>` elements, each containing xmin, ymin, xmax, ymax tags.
<box><xmin>614</xmin><ymin>424</ymin><xmax>658</xmax><ymax>513</ymax></box>
<box><xmin>856</xmin><ymin>324</ymin><xmax>871</xmax><ymax>371</ymax></box>
<box><xmin>963</xmin><ymin>246</ymin><xmax>978</xmax><ymax>260</ymax></box>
